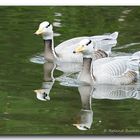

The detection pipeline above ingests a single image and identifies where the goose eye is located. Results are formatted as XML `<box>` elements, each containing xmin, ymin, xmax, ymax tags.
<box><xmin>45</xmin><ymin>23</ymin><xmax>50</xmax><ymax>28</ymax></box>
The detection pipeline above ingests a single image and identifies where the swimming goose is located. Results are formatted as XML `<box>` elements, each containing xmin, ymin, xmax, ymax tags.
<box><xmin>34</xmin><ymin>21</ymin><xmax>118</xmax><ymax>63</ymax></box>
<box><xmin>56</xmin><ymin>38</ymin><xmax>116</xmax><ymax>87</ymax></box>
<box><xmin>74</xmin><ymin>47</ymin><xmax>140</xmax><ymax>85</ymax></box>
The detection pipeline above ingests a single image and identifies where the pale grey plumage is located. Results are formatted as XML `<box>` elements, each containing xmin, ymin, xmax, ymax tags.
<box><xmin>78</xmin><ymin>51</ymin><xmax>140</xmax><ymax>85</ymax></box>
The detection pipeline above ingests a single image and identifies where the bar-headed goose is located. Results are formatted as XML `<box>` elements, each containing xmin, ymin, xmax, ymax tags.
<box><xmin>34</xmin><ymin>21</ymin><xmax>118</xmax><ymax>63</ymax></box>
<box><xmin>74</xmin><ymin>45</ymin><xmax>140</xmax><ymax>85</ymax></box>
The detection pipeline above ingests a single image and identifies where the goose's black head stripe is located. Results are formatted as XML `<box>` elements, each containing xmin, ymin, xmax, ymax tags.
<box><xmin>86</xmin><ymin>40</ymin><xmax>92</xmax><ymax>46</ymax></box>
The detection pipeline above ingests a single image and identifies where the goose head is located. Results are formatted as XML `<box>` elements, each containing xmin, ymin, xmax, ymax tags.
<box><xmin>73</xmin><ymin>39</ymin><xmax>95</xmax><ymax>57</ymax></box>
<box><xmin>73</xmin><ymin>110</ymin><xmax>93</xmax><ymax>131</ymax></box>
<box><xmin>34</xmin><ymin>21</ymin><xmax>53</xmax><ymax>40</ymax></box>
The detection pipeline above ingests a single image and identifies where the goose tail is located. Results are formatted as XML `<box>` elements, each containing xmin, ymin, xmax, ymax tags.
<box><xmin>110</xmin><ymin>32</ymin><xmax>119</xmax><ymax>39</ymax></box>
<box><xmin>132</xmin><ymin>51</ymin><xmax>140</xmax><ymax>58</ymax></box>
<box><xmin>129</xmin><ymin>51</ymin><xmax>140</xmax><ymax>72</ymax></box>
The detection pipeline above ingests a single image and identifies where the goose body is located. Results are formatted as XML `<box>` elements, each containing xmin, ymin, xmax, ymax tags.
<box><xmin>92</xmin><ymin>55</ymin><xmax>140</xmax><ymax>85</ymax></box>
<box><xmin>76</xmin><ymin>51</ymin><xmax>140</xmax><ymax>85</ymax></box>
<box><xmin>34</xmin><ymin>21</ymin><xmax>118</xmax><ymax>63</ymax></box>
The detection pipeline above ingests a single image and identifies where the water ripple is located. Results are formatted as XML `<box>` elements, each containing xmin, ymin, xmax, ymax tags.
<box><xmin>54</xmin><ymin>12</ymin><xmax>62</xmax><ymax>17</ymax></box>
<box><xmin>113</xmin><ymin>42</ymin><xmax>140</xmax><ymax>50</ymax></box>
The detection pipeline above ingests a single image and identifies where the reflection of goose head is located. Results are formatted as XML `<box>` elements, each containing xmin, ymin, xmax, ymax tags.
<box><xmin>73</xmin><ymin>110</ymin><xmax>93</xmax><ymax>131</ymax></box>
<box><xmin>73</xmin><ymin>124</ymin><xmax>89</xmax><ymax>131</ymax></box>
<box><xmin>73</xmin><ymin>86</ymin><xmax>93</xmax><ymax>130</ymax></box>
<box><xmin>34</xmin><ymin>88</ymin><xmax>50</xmax><ymax>101</ymax></box>
<box><xmin>34</xmin><ymin>21</ymin><xmax>53</xmax><ymax>40</ymax></box>
<box><xmin>34</xmin><ymin>81</ymin><xmax>54</xmax><ymax>101</ymax></box>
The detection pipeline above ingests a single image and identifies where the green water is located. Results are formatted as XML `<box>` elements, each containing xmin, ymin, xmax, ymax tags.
<box><xmin>0</xmin><ymin>6</ymin><xmax>140</xmax><ymax>135</ymax></box>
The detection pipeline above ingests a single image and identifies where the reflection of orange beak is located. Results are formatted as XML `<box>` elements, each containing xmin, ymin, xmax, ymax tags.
<box><xmin>34</xmin><ymin>89</ymin><xmax>42</xmax><ymax>93</ymax></box>
<box><xmin>34</xmin><ymin>28</ymin><xmax>44</xmax><ymax>35</ymax></box>
<box><xmin>73</xmin><ymin>124</ymin><xmax>78</xmax><ymax>127</ymax></box>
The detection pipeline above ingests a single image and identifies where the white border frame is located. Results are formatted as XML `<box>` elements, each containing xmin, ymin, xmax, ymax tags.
<box><xmin>0</xmin><ymin>0</ymin><xmax>140</xmax><ymax>5</ymax></box>
<box><xmin>0</xmin><ymin>1</ymin><xmax>139</xmax><ymax>139</ymax></box>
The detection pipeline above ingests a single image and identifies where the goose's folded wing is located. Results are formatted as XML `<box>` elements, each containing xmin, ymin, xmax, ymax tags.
<box><xmin>90</xmin><ymin>32</ymin><xmax>118</xmax><ymax>40</ymax></box>
<box><xmin>93</xmin><ymin>56</ymin><xmax>130</xmax><ymax>68</ymax></box>
<box><xmin>93</xmin><ymin>58</ymin><xmax>129</xmax><ymax>76</ymax></box>
<box><xmin>93</xmin><ymin>57</ymin><xmax>138</xmax><ymax>85</ymax></box>
<box><xmin>55</xmin><ymin>32</ymin><xmax>118</xmax><ymax>54</ymax></box>
<box><xmin>90</xmin><ymin>32</ymin><xmax>118</xmax><ymax>52</ymax></box>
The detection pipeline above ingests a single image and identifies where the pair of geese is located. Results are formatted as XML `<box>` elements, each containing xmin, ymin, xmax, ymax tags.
<box><xmin>34</xmin><ymin>21</ymin><xmax>140</xmax><ymax>85</ymax></box>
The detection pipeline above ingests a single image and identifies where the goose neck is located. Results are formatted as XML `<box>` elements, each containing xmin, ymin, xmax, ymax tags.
<box><xmin>44</xmin><ymin>39</ymin><xmax>57</xmax><ymax>62</ymax></box>
<box><xmin>78</xmin><ymin>57</ymin><xmax>94</xmax><ymax>85</ymax></box>
<box><xmin>83</xmin><ymin>57</ymin><xmax>92</xmax><ymax>72</ymax></box>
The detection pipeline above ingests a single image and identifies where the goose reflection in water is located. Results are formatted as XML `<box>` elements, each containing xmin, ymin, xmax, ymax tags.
<box><xmin>73</xmin><ymin>82</ymin><xmax>140</xmax><ymax>131</ymax></box>
<box><xmin>73</xmin><ymin>85</ymin><xmax>93</xmax><ymax>130</ymax></box>
<box><xmin>33</xmin><ymin>61</ymin><xmax>140</xmax><ymax>131</ymax></box>
<box><xmin>32</xmin><ymin>51</ymin><xmax>140</xmax><ymax>131</ymax></box>
<box><xmin>92</xmin><ymin>83</ymin><xmax>140</xmax><ymax>100</ymax></box>
<box><xmin>34</xmin><ymin>62</ymin><xmax>56</xmax><ymax>101</ymax></box>
<box><xmin>34</xmin><ymin>61</ymin><xmax>82</xmax><ymax>101</ymax></box>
